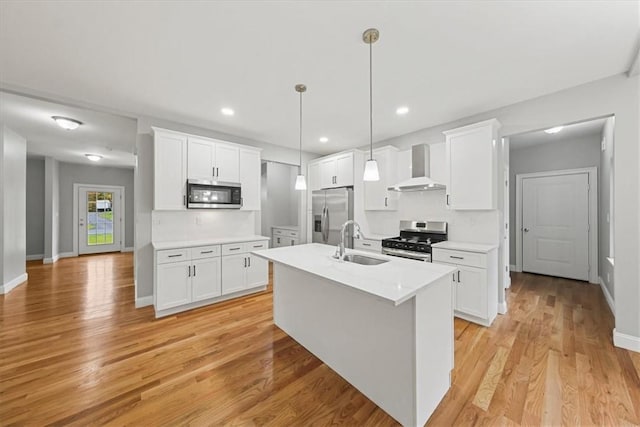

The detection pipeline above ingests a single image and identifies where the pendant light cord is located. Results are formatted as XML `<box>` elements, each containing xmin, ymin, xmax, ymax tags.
<box><xmin>299</xmin><ymin>90</ymin><xmax>303</xmax><ymax>173</ymax></box>
<box><xmin>369</xmin><ymin>39</ymin><xmax>373</xmax><ymax>161</ymax></box>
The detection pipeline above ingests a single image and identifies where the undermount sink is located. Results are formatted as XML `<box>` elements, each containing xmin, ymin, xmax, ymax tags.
<box><xmin>343</xmin><ymin>254</ymin><xmax>389</xmax><ymax>266</ymax></box>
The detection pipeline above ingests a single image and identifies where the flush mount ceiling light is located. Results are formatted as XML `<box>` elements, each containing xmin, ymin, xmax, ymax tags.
<box><xmin>363</xmin><ymin>28</ymin><xmax>380</xmax><ymax>182</ymax></box>
<box><xmin>294</xmin><ymin>84</ymin><xmax>307</xmax><ymax>191</ymax></box>
<box><xmin>85</xmin><ymin>154</ymin><xmax>102</xmax><ymax>162</ymax></box>
<box><xmin>52</xmin><ymin>116</ymin><xmax>82</xmax><ymax>130</ymax></box>
<box><xmin>396</xmin><ymin>106</ymin><xmax>410</xmax><ymax>115</ymax></box>
<box><xmin>221</xmin><ymin>107</ymin><xmax>235</xmax><ymax>116</ymax></box>
<box><xmin>319</xmin><ymin>136</ymin><xmax>329</xmax><ymax>143</ymax></box>
<box><xmin>544</xmin><ymin>126</ymin><xmax>564</xmax><ymax>134</ymax></box>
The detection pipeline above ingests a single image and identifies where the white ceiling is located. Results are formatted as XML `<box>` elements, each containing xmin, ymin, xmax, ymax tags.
<box><xmin>0</xmin><ymin>92</ymin><xmax>137</xmax><ymax>167</ymax></box>
<box><xmin>510</xmin><ymin>117</ymin><xmax>607</xmax><ymax>150</ymax></box>
<box><xmin>0</xmin><ymin>1</ymin><xmax>638</xmax><ymax>156</ymax></box>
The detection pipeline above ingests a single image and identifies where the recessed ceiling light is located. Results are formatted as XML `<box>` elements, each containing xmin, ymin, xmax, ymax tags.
<box><xmin>396</xmin><ymin>106</ymin><xmax>409</xmax><ymax>115</ymax></box>
<box><xmin>544</xmin><ymin>126</ymin><xmax>564</xmax><ymax>134</ymax></box>
<box><xmin>221</xmin><ymin>107</ymin><xmax>235</xmax><ymax>116</ymax></box>
<box><xmin>52</xmin><ymin>116</ymin><xmax>82</xmax><ymax>130</ymax></box>
<box><xmin>319</xmin><ymin>137</ymin><xmax>329</xmax><ymax>143</ymax></box>
<box><xmin>85</xmin><ymin>154</ymin><xmax>102</xmax><ymax>162</ymax></box>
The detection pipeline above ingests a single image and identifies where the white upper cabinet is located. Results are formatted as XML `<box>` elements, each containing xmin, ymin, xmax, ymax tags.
<box><xmin>153</xmin><ymin>129</ymin><xmax>187</xmax><ymax>210</ymax></box>
<box><xmin>239</xmin><ymin>148</ymin><xmax>261</xmax><ymax>211</ymax></box>
<box><xmin>187</xmin><ymin>136</ymin><xmax>240</xmax><ymax>182</ymax></box>
<box><xmin>364</xmin><ymin>146</ymin><xmax>398</xmax><ymax>211</ymax></box>
<box><xmin>443</xmin><ymin>119</ymin><xmax>501</xmax><ymax>210</ymax></box>
<box><xmin>311</xmin><ymin>151</ymin><xmax>355</xmax><ymax>190</ymax></box>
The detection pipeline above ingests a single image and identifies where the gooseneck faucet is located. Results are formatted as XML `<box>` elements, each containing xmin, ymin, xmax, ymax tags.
<box><xmin>333</xmin><ymin>220</ymin><xmax>363</xmax><ymax>260</ymax></box>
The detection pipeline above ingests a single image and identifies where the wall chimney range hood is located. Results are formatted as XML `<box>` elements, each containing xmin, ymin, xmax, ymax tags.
<box><xmin>388</xmin><ymin>144</ymin><xmax>446</xmax><ymax>192</ymax></box>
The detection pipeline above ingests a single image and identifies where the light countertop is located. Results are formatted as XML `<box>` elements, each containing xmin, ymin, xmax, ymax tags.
<box><xmin>271</xmin><ymin>225</ymin><xmax>299</xmax><ymax>231</ymax></box>
<box><xmin>361</xmin><ymin>233</ymin><xmax>396</xmax><ymax>241</ymax></box>
<box><xmin>153</xmin><ymin>235</ymin><xmax>270</xmax><ymax>250</ymax></box>
<box><xmin>252</xmin><ymin>243</ymin><xmax>456</xmax><ymax>306</ymax></box>
<box><xmin>432</xmin><ymin>241</ymin><xmax>498</xmax><ymax>253</ymax></box>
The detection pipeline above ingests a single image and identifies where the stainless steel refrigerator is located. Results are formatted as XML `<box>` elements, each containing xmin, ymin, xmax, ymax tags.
<box><xmin>312</xmin><ymin>187</ymin><xmax>354</xmax><ymax>248</ymax></box>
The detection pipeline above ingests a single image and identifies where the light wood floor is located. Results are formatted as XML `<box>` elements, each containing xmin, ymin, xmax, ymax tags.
<box><xmin>1</xmin><ymin>254</ymin><xmax>639</xmax><ymax>426</ymax></box>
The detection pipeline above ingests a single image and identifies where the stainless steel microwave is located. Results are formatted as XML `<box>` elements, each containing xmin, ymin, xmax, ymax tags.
<box><xmin>187</xmin><ymin>179</ymin><xmax>242</xmax><ymax>209</ymax></box>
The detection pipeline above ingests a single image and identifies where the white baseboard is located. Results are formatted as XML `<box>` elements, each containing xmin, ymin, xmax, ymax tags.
<box><xmin>122</xmin><ymin>247</ymin><xmax>134</xmax><ymax>253</ymax></box>
<box><xmin>599</xmin><ymin>277</ymin><xmax>615</xmax><ymax>315</ymax></box>
<box><xmin>135</xmin><ymin>296</ymin><xmax>153</xmax><ymax>308</ymax></box>
<box><xmin>613</xmin><ymin>329</ymin><xmax>640</xmax><ymax>353</ymax></box>
<box><xmin>59</xmin><ymin>252</ymin><xmax>75</xmax><ymax>258</ymax></box>
<box><xmin>510</xmin><ymin>264</ymin><xmax>521</xmax><ymax>273</ymax></box>
<box><xmin>1</xmin><ymin>273</ymin><xmax>28</xmax><ymax>294</ymax></box>
<box><xmin>498</xmin><ymin>301</ymin><xmax>508</xmax><ymax>315</ymax></box>
<box><xmin>43</xmin><ymin>255</ymin><xmax>59</xmax><ymax>264</ymax></box>
<box><xmin>26</xmin><ymin>254</ymin><xmax>44</xmax><ymax>261</ymax></box>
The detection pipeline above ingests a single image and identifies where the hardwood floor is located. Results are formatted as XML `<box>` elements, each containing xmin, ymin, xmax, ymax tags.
<box><xmin>1</xmin><ymin>255</ymin><xmax>639</xmax><ymax>426</ymax></box>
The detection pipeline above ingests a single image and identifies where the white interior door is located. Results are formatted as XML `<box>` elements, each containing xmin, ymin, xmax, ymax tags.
<box><xmin>522</xmin><ymin>173</ymin><xmax>589</xmax><ymax>281</ymax></box>
<box><xmin>78</xmin><ymin>187</ymin><xmax>122</xmax><ymax>254</ymax></box>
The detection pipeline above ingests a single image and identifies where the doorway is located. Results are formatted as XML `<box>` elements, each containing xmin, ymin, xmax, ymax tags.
<box><xmin>74</xmin><ymin>184</ymin><xmax>124</xmax><ymax>255</ymax></box>
<box><xmin>518</xmin><ymin>170</ymin><xmax>593</xmax><ymax>281</ymax></box>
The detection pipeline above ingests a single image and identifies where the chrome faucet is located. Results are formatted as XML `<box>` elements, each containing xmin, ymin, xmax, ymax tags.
<box><xmin>333</xmin><ymin>220</ymin><xmax>363</xmax><ymax>260</ymax></box>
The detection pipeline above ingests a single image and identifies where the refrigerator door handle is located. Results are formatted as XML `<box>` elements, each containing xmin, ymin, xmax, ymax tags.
<box><xmin>321</xmin><ymin>205</ymin><xmax>330</xmax><ymax>243</ymax></box>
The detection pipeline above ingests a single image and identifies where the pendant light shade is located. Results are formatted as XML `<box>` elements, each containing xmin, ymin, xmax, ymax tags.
<box><xmin>363</xmin><ymin>28</ymin><xmax>380</xmax><ymax>182</ymax></box>
<box><xmin>295</xmin><ymin>84</ymin><xmax>307</xmax><ymax>191</ymax></box>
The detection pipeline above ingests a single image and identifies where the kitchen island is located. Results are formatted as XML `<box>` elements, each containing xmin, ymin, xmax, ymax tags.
<box><xmin>252</xmin><ymin>243</ymin><xmax>457</xmax><ymax>427</ymax></box>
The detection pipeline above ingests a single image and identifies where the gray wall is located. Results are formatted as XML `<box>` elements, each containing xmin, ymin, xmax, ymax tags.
<box><xmin>58</xmin><ymin>162</ymin><xmax>135</xmax><ymax>253</ymax></box>
<box><xmin>1</xmin><ymin>125</ymin><xmax>27</xmax><ymax>287</ymax></box>
<box><xmin>509</xmin><ymin>133</ymin><xmax>601</xmax><ymax>263</ymax></box>
<box><xmin>26</xmin><ymin>158</ymin><xmax>45</xmax><ymax>257</ymax></box>
<box><xmin>599</xmin><ymin>117</ymin><xmax>615</xmax><ymax>300</ymax></box>
<box><xmin>261</xmin><ymin>161</ymin><xmax>299</xmax><ymax>242</ymax></box>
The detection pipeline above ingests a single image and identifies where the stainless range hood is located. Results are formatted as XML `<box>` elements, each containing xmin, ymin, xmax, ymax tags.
<box><xmin>388</xmin><ymin>144</ymin><xmax>446</xmax><ymax>192</ymax></box>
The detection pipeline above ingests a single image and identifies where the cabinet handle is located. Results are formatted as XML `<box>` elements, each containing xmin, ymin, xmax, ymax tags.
<box><xmin>168</xmin><ymin>254</ymin><xmax>183</xmax><ymax>258</ymax></box>
<box><xmin>229</xmin><ymin>247</ymin><xmax>241</xmax><ymax>251</ymax></box>
<box><xmin>243</xmin><ymin>257</ymin><xmax>247</xmax><ymax>267</ymax></box>
<box><xmin>188</xmin><ymin>265</ymin><xmax>191</xmax><ymax>277</ymax></box>
<box><xmin>291</xmin><ymin>240</ymin><xmax>294</xmax><ymax>246</ymax></box>
<box><xmin>253</xmin><ymin>245</ymin><xmax>263</xmax><ymax>248</ymax></box>
<box><xmin>384</xmin><ymin>197</ymin><xmax>387</xmax><ymax>207</ymax></box>
<box><xmin>216</xmin><ymin>167</ymin><xmax>219</xmax><ymax>177</ymax></box>
<box><xmin>446</xmin><ymin>194</ymin><xmax>450</xmax><ymax>206</ymax></box>
<box><xmin>363</xmin><ymin>243</ymin><xmax>371</xmax><ymax>247</ymax></box>
<box><xmin>277</xmin><ymin>237</ymin><xmax>280</xmax><ymax>244</ymax></box>
<box><xmin>458</xmin><ymin>271</ymin><xmax>461</xmax><ymax>282</ymax></box>
<box><xmin>248</xmin><ymin>257</ymin><xmax>251</xmax><ymax>267</ymax></box>
<box><xmin>450</xmin><ymin>255</ymin><xmax>464</xmax><ymax>260</ymax></box>
<box><xmin>193</xmin><ymin>265</ymin><xmax>196</xmax><ymax>276</ymax></box>
<box><xmin>452</xmin><ymin>273</ymin><xmax>456</xmax><ymax>282</ymax></box>
<box><xmin>183</xmin><ymin>195</ymin><xmax>186</xmax><ymax>206</ymax></box>
<box><xmin>213</xmin><ymin>167</ymin><xmax>215</xmax><ymax>177</ymax></box>
<box><xmin>241</xmin><ymin>197</ymin><xmax>243</xmax><ymax>207</ymax></box>
<box><xmin>200</xmin><ymin>250</ymin><xmax>214</xmax><ymax>254</ymax></box>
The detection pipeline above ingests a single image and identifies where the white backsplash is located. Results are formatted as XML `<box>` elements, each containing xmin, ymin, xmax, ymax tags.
<box><xmin>152</xmin><ymin>210</ymin><xmax>258</xmax><ymax>242</ymax></box>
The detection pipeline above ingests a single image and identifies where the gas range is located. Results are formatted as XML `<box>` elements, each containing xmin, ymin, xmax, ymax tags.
<box><xmin>381</xmin><ymin>220</ymin><xmax>448</xmax><ymax>262</ymax></box>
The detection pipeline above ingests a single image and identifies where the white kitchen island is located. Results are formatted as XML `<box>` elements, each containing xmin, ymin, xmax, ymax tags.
<box><xmin>252</xmin><ymin>243</ymin><xmax>457</xmax><ymax>427</ymax></box>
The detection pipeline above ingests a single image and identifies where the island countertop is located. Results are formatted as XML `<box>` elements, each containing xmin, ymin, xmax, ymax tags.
<box><xmin>252</xmin><ymin>243</ymin><xmax>456</xmax><ymax>306</ymax></box>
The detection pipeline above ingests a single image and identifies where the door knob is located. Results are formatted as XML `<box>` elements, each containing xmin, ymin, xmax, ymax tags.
<box><xmin>523</xmin><ymin>228</ymin><xmax>530</xmax><ymax>232</ymax></box>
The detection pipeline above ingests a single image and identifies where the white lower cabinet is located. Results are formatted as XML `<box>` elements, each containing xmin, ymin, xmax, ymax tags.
<box><xmin>433</xmin><ymin>246</ymin><xmax>498</xmax><ymax>326</ymax></box>
<box><xmin>272</xmin><ymin>227</ymin><xmax>299</xmax><ymax>248</ymax></box>
<box><xmin>154</xmin><ymin>239</ymin><xmax>268</xmax><ymax>317</ymax></box>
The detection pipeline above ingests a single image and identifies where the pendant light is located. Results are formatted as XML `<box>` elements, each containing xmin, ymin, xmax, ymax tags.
<box><xmin>294</xmin><ymin>84</ymin><xmax>307</xmax><ymax>190</ymax></box>
<box><xmin>363</xmin><ymin>28</ymin><xmax>380</xmax><ymax>181</ymax></box>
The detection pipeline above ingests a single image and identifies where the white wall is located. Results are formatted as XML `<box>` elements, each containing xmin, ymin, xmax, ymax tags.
<box><xmin>599</xmin><ymin>117</ymin><xmax>615</xmax><ymax>302</ymax></box>
<box><xmin>370</xmin><ymin>73</ymin><xmax>639</xmax><ymax>349</ymax></box>
<box><xmin>1</xmin><ymin>125</ymin><xmax>27</xmax><ymax>292</ymax></box>
<box><xmin>509</xmin><ymin>133</ymin><xmax>602</xmax><ymax>262</ymax></box>
<box><xmin>57</xmin><ymin>162</ymin><xmax>135</xmax><ymax>252</ymax></box>
<box><xmin>26</xmin><ymin>158</ymin><xmax>45</xmax><ymax>258</ymax></box>
<box><xmin>43</xmin><ymin>157</ymin><xmax>59</xmax><ymax>263</ymax></box>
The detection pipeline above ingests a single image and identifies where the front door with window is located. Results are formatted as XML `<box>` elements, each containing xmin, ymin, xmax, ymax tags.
<box><xmin>78</xmin><ymin>187</ymin><xmax>122</xmax><ymax>254</ymax></box>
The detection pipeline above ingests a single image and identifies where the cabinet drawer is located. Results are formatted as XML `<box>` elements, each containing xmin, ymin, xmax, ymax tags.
<box><xmin>273</xmin><ymin>229</ymin><xmax>285</xmax><ymax>236</ymax></box>
<box><xmin>354</xmin><ymin>239</ymin><xmax>382</xmax><ymax>252</ymax></box>
<box><xmin>222</xmin><ymin>242</ymin><xmax>246</xmax><ymax>255</ymax></box>
<box><xmin>432</xmin><ymin>248</ymin><xmax>486</xmax><ymax>269</ymax></box>
<box><xmin>157</xmin><ymin>249</ymin><xmax>190</xmax><ymax>264</ymax></box>
<box><xmin>285</xmin><ymin>230</ymin><xmax>298</xmax><ymax>238</ymax></box>
<box><xmin>247</xmin><ymin>240</ymin><xmax>268</xmax><ymax>251</ymax></box>
<box><xmin>190</xmin><ymin>245</ymin><xmax>221</xmax><ymax>260</ymax></box>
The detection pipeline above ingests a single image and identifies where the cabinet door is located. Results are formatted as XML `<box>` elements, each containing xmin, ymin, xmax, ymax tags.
<box><xmin>156</xmin><ymin>261</ymin><xmax>191</xmax><ymax>310</ymax></box>
<box><xmin>191</xmin><ymin>257</ymin><xmax>222</xmax><ymax>301</ymax></box>
<box><xmin>188</xmin><ymin>137</ymin><xmax>215</xmax><ymax>179</ymax></box>
<box><xmin>246</xmin><ymin>254</ymin><xmax>268</xmax><ymax>288</ymax></box>
<box><xmin>335</xmin><ymin>153</ymin><xmax>354</xmax><ymax>187</ymax></box>
<box><xmin>446</xmin><ymin>125</ymin><xmax>495</xmax><ymax>209</ymax></box>
<box><xmin>154</xmin><ymin>132</ymin><xmax>187</xmax><ymax>210</ymax></box>
<box><xmin>364</xmin><ymin>147</ymin><xmax>397</xmax><ymax>211</ymax></box>
<box><xmin>239</xmin><ymin>148</ymin><xmax>260</xmax><ymax>210</ymax></box>
<box><xmin>221</xmin><ymin>254</ymin><xmax>247</xmax><ymax>294</ymax></box>
<box><xmin>319</xmin><ymin>158</ymin><xmax>336</xmax><ymax>189</ymax></box>
<box><xmin>308</xmin><ymin>162</ymin><xmax>322</xmax><ymax>191</ymax></box>
<box><xmin>215</xmin><ymin>144</ymin><xmax>240</xmax><ymax>182</ymax></box>
<box><xmin>455</xmin><ymin>265</ymin><xmax>487</xmax><ymax>318</ymax></box>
